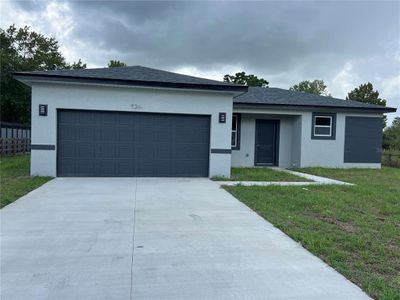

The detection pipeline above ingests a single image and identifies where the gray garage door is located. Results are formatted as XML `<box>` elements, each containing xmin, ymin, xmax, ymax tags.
<box><xmin>57</xmin><ymin>110</ymin><xmax>210</xmax><ymax>177</ymax></box>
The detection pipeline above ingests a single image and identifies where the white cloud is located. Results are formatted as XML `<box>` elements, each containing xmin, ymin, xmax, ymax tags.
<box><xmin>2</xmin><ymin>0</ymin><xmax>399</xmax><ymax>124</ymax></box>
<box><xmin>380</xmin><ymin>75</ymin><xmax>400</xmax><ymax>124</ymax></box>
<box><xmin>1</xmin><ymin>0</ymin><xmax>95</xmax><ymax>66</ymax></box>
<box><xmin>380</xmin><ymin>75</ymin><xmax>400</xmax><ymax>99</ymax></box>
<box><xmin>330</xmin><ymin>62</ymin><xmax>360</xmax><ymax>98</ymax></box>
<box><xmin>173</xmin><ymin>65</ymin><xmax>245</xmax><ymax>81</ymax></box>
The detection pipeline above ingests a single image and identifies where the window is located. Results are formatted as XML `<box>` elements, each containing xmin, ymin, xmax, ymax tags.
<box><xmin>311</xmin><ymin>113</ymin><xmax>336</xmax><ymax>140</ymax></box>
<box><xmin>231</xmin><ymin>113</ymin><xmax>241</xmax><ymax>150</ymax></box>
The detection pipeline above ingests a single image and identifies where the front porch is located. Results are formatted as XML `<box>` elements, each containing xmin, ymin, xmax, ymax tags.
<box><xmin>231</xmin><ymin>112</ymin><xmax>302</xmax><ymax>168</ymax></box>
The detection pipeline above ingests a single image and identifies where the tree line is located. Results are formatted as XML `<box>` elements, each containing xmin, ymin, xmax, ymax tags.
<box><xmin>0</xmin><ymin>25</ymin><xmax>127</xmax><ymax>124</ymax></box>
<box><xmin>1</xmin><ymin>25</ymin><xmax>398</xmax><ymax>150</ymax></box>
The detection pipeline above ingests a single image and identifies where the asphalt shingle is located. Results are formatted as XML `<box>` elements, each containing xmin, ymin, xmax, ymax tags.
<box><xmin>14</xmin><ymin>65</ymin><xmax>245</xmax><ymax>89</ymax></box>
<box><xmin>14</xmin><ymin>66</ymin><xmax>397</xmax><ymax>112</ymax></box>
<box><xmin>234</xmin><ymin>87</ymin><xmax>396</xmax><ymax>112</ymax></box>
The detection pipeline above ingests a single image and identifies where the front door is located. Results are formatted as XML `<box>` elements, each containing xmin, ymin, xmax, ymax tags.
<box><xmin>255</xmin><ymin>120</ymin><xmax>279</xmax><ymax>165</ymax></box>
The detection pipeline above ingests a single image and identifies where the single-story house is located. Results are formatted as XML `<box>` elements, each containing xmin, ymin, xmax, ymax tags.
<box><xmin>14</xmin><ymin>66</ymin><xmax>396</xmax><ymax>178</ymax></box>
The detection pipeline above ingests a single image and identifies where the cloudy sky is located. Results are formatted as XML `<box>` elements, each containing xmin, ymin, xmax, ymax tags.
<box><xmin>2</xmin><ymin>0</ymin><xmax>399</xmax><ymax>123</ymax></box>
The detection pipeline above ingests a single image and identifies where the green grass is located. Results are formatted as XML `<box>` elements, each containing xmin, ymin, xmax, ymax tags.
<box><xmin>225</xmin><ymin>168</ymin><xmax>400</xmax><ymax>300</ymax></box>
<box><xmin>212</xmin><ymin>167</ymin><xmax>311</xmax><ymax>182</ymax></box>
<box><xmin>0</xmin><ymin>155</ymin><xmax>52</xmax><ymax>208</ymax></box>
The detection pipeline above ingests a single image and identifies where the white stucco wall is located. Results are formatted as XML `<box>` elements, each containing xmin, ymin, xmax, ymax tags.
<box><xmin>300</xmin><ymin>111</ymin><xmax>383</xmax><ymax>168</ymax></box>
<box><xmin>30</xmin><ymin>82</ymin><xmax>234</xmax><ymax>177</ymax></box>
<box><xmin>232</xmin><ymin>108</ymin><xmax>383</xmax><ymax>168</ymax></box>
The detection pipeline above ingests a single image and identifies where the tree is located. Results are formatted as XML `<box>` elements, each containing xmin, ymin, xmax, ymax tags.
<box><xmin>0</xmin><ymin>25</ymin><xmax>86</xmax><ymax>123</ymax></box>
<box><xmin>108</xmin><ymin>60</ymin><xmax>127</xmax><ymax>68</ymax></box>
<box><xmin>223</xmin><ymin>72</ymin><xmax>268</xmax><ymax>87</ymax></box>
<box><xmin>346</xmin><ymin>82</ymin><xmax>387</xmax><ymax>127</ymax></box>
<box><xmin>69</xmin><ymin>58</ymin><xmax>87</xmax><ymax>69</ymax></box>
<box><xmin>289</xmin><ymin>80</ymin><xmax>331</xmax><ymax>96</ymax></box>
<box><xmin>383</xmin><ymin>117</ymin><xmax>400</xmax><ymax>150</ymax></box>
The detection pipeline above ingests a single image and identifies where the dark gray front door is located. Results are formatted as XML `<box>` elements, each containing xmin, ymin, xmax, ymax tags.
<box><xmin>255</xmin><ymin>120</ymin><xmax>279</xmax><ymax>165</ymax></box>
<box><xmin>57</xmin><ymin>110</ymin><xmax>210</xmax><ymax>177</ymax></box>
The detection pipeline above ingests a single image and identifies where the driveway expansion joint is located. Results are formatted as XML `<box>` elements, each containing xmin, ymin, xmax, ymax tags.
<box><xmin>129</xmin><ymin>178</ymin><xmax>138</xmax><ymax>300</ymax></box>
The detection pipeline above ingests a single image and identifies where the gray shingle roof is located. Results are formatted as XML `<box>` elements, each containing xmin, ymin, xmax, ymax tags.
<box><xmin>234</xmin><ymin>87</ymin><xmax>396</xmax><ymax>112</ymax></box>
<box><xmin>14</xmin><ymin>65</ymin><xmax>246</xmax><ymax>92</ymax></box>
<box><xmin>14</xmin><ymin>66</ymin><xmax>397</xmax><ymax>113</ymax></box>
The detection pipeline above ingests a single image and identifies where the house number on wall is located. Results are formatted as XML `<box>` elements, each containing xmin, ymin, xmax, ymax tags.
<box><xmin>130</xmin><ymin>104</ymin><xmax>143</xmax><ymax>110</ymax></box>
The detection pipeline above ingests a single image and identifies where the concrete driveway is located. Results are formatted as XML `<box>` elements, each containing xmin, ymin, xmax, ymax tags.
<box><xmin>1</xmin><ymin>178</ymin><xmax>369</xmax><ymax>300</ymax></box>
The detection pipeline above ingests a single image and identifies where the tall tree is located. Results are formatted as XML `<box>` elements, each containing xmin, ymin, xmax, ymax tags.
<box><xmin>69</xmin><ymin>58</ymin><xmax>87</xmax><ymax>69</ymax></box>
<box><xmin>346</xmin><ymin>82</ymin><xmax>387</xmax><ymax>127</ymax></box>
<box><xmin>0</xmin><ymin>25</ymin><xmax>86</xmax><ymax>123</ymax></box>
<box><xmin>108</xmin><ymin>60</ymin><xmax>127</xmax><ymax>68</ymax></box>
<box><xmin>289</xmin><ymin>80</ymin><xmax>330</xmax><ymax>96</ymax></box>
<box><xmin>383</xmin><ymin>117</ymin><xmax>400</xmax><ymax>150</ymax></box>
<box><xmin>223</xmin><ymin>72</ymin><xmax>268</xmax><ymax>87</ymax></box>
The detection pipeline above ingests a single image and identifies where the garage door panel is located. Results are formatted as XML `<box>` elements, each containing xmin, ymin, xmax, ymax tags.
<box><xmin>116</xmin><ymin>161</ymin><xmax>135</xmax><ymax>176</ymax></box>
<box><xmin>156</xmin><ymin>160</ymin><xmax>173</xmax><ymax>176</ymax></box>
<box><xmin>136</xmin><ymin>145</ymin><xmax>156</xmax><ymax>160</ymax></box>
<box><xmin>76</xmin><ymin>159</ymin><xmax>95</xmax><ymax>175</ymax></box>
<box><xmin>95</xmin><ymin>112</ymin><xmax>117</xmax><ymax>125</ymax></box>
<box><xmin>58</xmin><ymin>110</ymin><xmax>77</xmax><ymax>124</ymax></box>
<box><xmin>118</xmin><ymin>113</ymin><xmax>135</xmax><ymax>125</ymax></box>
<box><xmin>57</xmin><ymin>158</ymin><xmax>75</xmax><ymax>175</ymax></box>
<box><xmin>137</xmin><ymin>127</ymin><xmax>156</xmax><ymax>143</ymax></box>
<box><xmin>78</xmin><ymin>127</ymin><xmax>95</xmax><ymax>140</ymax></box>
<box><xmin>94</xmin><ymin>160</ymin><xmax>116</xmax><ymax>176</ymax></box>
<box><xmin>118</xmin><ymin>128</ymin><xmax>135</xmax><ymax>141</ymax></box>
<box><xmin>58</xmin><ymin>125</ymin><xmax>76</xmax><ymax>140</ymax></box>
<box><xmin>99</xmin><ymin>127</ymin><xmax>119</xmax><ymax>141</ymax></box>
<box><xmin>77</xmin><ymin>143</ymin><xmax>95</xmax><ymax>158</ymax></box>
<box><xmin>155</xmin><ymin>127</ymin><xmax>172</xmax><ymax>142</ymax></box>
<box><xmin>95</xmin><ymin>144</ymin><xmax>116</xmax><ymax>158</ymax></box>
<box><xmin>117</xmin><ymin>145</ymin><xmax>135</xmax><ymax>158</ymax></box>
<box><xmin>57</xmin><ymin>110</ymin><xmax>210</xmax><ymax>177</ymax></box>
<box><xmin>156</xmin><ymin>145</ymin><xmax>173</xmax><ymax>160</ymax></box>
<box><xmin>136</xmin><ymin>163</ymin><xmax>157</xmax><ymax>176</ymax></box>
<box><xmin>78</xmin><ymin>111</ymin><xmax>95</xmax><ymax>124</ymax></box>
<box><xmin>175</xmin><ymin>161</ymin><xmax>205</xmax><ymax>176</ymax></box>
<box><xmin>58</xmin><ymin>142</ymin><xmax>75</xmax><ymax>158</ymax></box>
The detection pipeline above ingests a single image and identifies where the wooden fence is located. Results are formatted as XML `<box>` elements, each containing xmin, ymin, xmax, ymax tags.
<box><xmin>0</xmin><ymin>138</ymin><xmax>31</xmax><ymax>155</ymax></box>
<box><xmin>0</xmin><ymin>122</ymin><xmax>31</xmax><ymax>155</ymax></box>
<box><xmin>382</xmin><ymin>151</ymin><xmax>400</xmax><ymax>168</ymax></box>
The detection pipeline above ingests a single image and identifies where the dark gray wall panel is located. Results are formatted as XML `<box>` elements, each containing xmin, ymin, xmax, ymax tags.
<box><xmin>57</xmin><ymin>110</ymin><xmax>210</xmax><ymax>177</ymax></box>
<box><xmin>344</xmin><ymin>117</ymin><xmax>383</xmax><ymax>163</ymax></box>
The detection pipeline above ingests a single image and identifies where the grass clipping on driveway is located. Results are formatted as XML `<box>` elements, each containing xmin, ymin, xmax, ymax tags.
<box><xmin>225</xmin><ymin>168</ymin><xmax>400</xmax><ymax>300</ymax></box>
<box><xmin>0</xmin><ymin>155</ymin><xmax>52</xmax><ymax>208</ymax></box>
<box><xmin>213</xmin><ymin>167</ymin><xmax>311</xmax><ymax>182</ymax></box>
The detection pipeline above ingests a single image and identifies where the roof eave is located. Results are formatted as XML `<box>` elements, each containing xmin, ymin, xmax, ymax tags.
<box><xmin>13</xmin><ymin>73</ymin><xmax>248</xmax><ymax>93</ymax></box>
<box><xmin>233</xmin><ymin>102</ymin><xmax>397</xmax><ymax>113</ymax></box>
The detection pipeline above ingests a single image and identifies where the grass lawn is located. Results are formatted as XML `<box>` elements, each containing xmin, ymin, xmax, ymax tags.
<box><xmin>0</xmin><ymin>155</ymin><xmax>52</xmax><ymax>208</ymax></box>
<box><xmin>213</xmin><ymin>167</ymin><xmax>311</xmax><ymax>182</ymax></box>
<box><xmin>225</xmin><ymin>167</ymin><xmax>400</xmax><ymax>300</ymax></box>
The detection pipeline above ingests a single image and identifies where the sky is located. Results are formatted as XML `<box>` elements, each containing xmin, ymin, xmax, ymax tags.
<box><xmin>1</xmin><ymin>0</ymin><xmax>399</xmax><ymax>124</ymax></box>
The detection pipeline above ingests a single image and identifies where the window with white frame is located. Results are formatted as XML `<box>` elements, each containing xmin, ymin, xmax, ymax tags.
<box><xmin>231</xmin><ymin>114</ymin><xmax>240</xmax><ymax>149</ymax></box>
<box><xmin>312</xmin><ymin>113</ymin><xmax>336</xmax><ymax>139</ymax></box>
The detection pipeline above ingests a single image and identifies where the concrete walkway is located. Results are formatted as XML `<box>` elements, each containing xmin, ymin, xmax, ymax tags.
<box><xmin>1</xmin><ymin>178</ymin><xmax>369</xmax><ymax>299</ymax></box>
<box><xmin>218</xmin><ymin>168</ymin><xmax>353</xmax><ymax>187</ymax></box>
